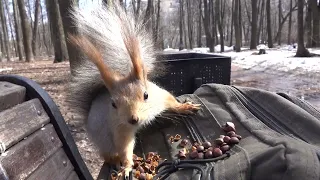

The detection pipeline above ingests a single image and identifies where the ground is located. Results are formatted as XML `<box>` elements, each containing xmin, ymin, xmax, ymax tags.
<box><xmin>0</xmin><ymin>47</ymin><xmax>319</xmax><ymax>179</ymax></box>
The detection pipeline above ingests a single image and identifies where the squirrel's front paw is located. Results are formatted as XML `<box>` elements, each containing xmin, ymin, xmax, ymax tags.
<box><xmin>174</xmin><ymin>101</ymin><xmax>201</xmax><ymax>114</ymax></box>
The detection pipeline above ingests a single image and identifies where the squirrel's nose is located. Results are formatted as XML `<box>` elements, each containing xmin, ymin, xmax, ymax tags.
<box><xmin>128</xmin><ymin>115</ymin><xmax>139</xmax><ymax>125</ymax></box>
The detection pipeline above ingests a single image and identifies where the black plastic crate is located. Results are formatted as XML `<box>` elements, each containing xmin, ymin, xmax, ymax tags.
<box><xmin>152</xmin><ymin>52</ymin><xmax>231</xmax><ymax>96</ymax></box>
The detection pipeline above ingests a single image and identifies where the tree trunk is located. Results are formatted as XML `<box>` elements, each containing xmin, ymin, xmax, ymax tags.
<box><xmin>32</xmin><ymin>0</ymin><xmax>40</xmax><ymax>57</ymax></box>
<box><xmin>4</xmin><ymin>0</ymin><xmax>17</xmax><ymax>58</ymax></box>
<box><xmin>216</xmin><ymin>0</ymin><xmax>224</xmax><ymax>52</ymax></box>
<box><xmin>257</xmin><ymin>0</ymin><xmax>265</xmax><ymax>44</ymax></box>
<box><xmin>306</xmin><ymin>0</ymin><xmax>312</xmax><ymax>48</ymax></box>
<box><xmin>179</xmin><ymin>0</ymin><xmax>183</xmax><ymax>50</ymax></box>
<box><xmin>26</xmin><ymin>0</ymin><xmax>33</xmax><ymax>30</ymax></box>
<box><xmin>40</xmin><ymin>3</ymin><xmax>49</xmax><ymax>56</ymax></box>
<box><xmin>144</xmin><ymin>0</ymin><xmax>154</xmax><ymax>32</ymax></box>
<box><xmin>295</xmin><ymin>0</ymin><xmax>310</xmax><ymax>57</ymax></box>
<box><xmin>186</xmin><ymin>0</ymin><xmax>193</xmax><ymax>49</ymax></box>
<box><xmin>209</xmin><ymin>0</ymin><xmax>216</xmax><ymax>49</ymax></box>
<box><xmin>197</xmin><ymin>0</ymin><xmax>202</xmax><ymax>47</ymax></box>
<box><xmin>250</xmin><ymin>0</ymin><xmax>258</xmax><ymax>49</ymax></box>
<box><xmin>154</xmin><ymin>0</ymin><xmax>160</xmax><ymax>47</ymax></box>
<box><xmin>46</xmin><ymin>0</ymin><xmax>69</xmax><ymax>63</ymax></box>
<box><xmin>277</xmin><ymin>0</ymin><xmax>282</xmax><ymax>45</ymax></box>
<box><xmin>0</xmin><ymin>0</ymin><xmax>10</xmax><ymax>61</ymax></box>
<box><xmin>17</xmin><ymin>0</ymin><xmax>34</xmax><ymax>62</ymax></box>
<box><xmin>287</xmin><ymin>0</ymin><xmax>292</xmax><ymax>45</ymax></box>
<box><xmin>234</xmin><ymin>0</ymin><xmax>241</xmax><ymax>52</ymax></box>
<box><xmin>12</xmin><ymin>0</ymin><xmax>23</xmax><ymax>61</ymax></box>
<box><xmin>0</xmin><ymin>28</ymin><xmax>4</xmax><ymax>61</ymax></box>
<box><xmin>311</xmin><ymin>0</ymin><xmax>320</xmax><ymax>47</ymax></box>
<box><xmin>266</xmin><ymin>0</ymin><xmax>273</xmax><ymax>48</ymax></box>
<box><xmin>58</xmin><ymin>0</ymin><xmax>79</xmax><ymax>74</ymax></box>
<box><xmin>230</xmin><ymin>0</ymin><xmax>234</xmax><ymax>47</ymax></box>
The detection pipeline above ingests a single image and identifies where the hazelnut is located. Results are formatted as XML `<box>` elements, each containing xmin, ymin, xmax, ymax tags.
<box><xmin>136</xmin><ymin>166</ymin><xmax>145</xmax><ymax>173</ymax></box>
<box><xmin>189</xmin><ymin>151</ymin><xmax>198</xmax><ymax>159</ymax></box>
<box><xmin>230</xmin><ymin>137</ymin><xmax>240</xmax><ymax>144</ymax></box>
<box><xmin>146</xmin><ymin>173</ymin><xmax>153</xmax><ymax>180</ymax></box>
<box><xmin>197</xmin><ymin>152</ymin><xmax>204</xmax><ymax>159</ymax></box>
<box><xmin>174</xmin><ymin>134</ymin><xmax>181</xmax><ymax>142</ymax></box>
<box><xmin>133</xmin><ymin>161</ymin><xmax>140</xmax><ymax>168</ymax></box>
<box><xmin>203</xmin><ymin>141</ymin><xmax>212</xmax><ymax>149</ymax></box>
<box><xmin>135</xmin><ymin>171</ymin><xmax>141</xmax><ymax>178</ymax></box>
<box><xmin>204</xmin><ymin>150</ymin><xmax>213</xmax><ymax>159</ymax></box>
<box><xmin>236</xmin><ymin>134</ymin><xmax>242</xmax><ymax>140</ymax></box>
<box><xmin>191</xmin><ymin>146</ymin><xmax>197</xmax><ymax>151</ymax></box>
<box><xmin>227</xmin><ymin>131</ymin><xmax>236</xmax><ymax>137</ymax></box>
<box><xmin>220</xmin><ymin>144</ymin><xmax>230</xmax><ymax>152</ymax></box>
<box><xmin>139</xmin><ymin>173</ymin><xmax>146</xmax><ymax>180</ymax></box>
<box><xmin>223</xmin><ymin>136</ymin><xmax>231</xmax><ymax>143</ymax></box>
<box><xmin>222</xmin><ymin>122</ymin><xmax>236</xmax><ymax>132</ymax></box>
<box><xmin>215</xmin><ymin>138</ymin><xmax>224</xmax><ymax>145</ymax></box>
<box><xmin>178</xmin><ymin>151</ymin><xmax>186</xmax><ymax>159</ymax></box>
<box><xmin>197</xmin><ymin>145</ymin><xmax>205</xmax><ymax>152</ymax></box>
<box><xmin>213</xmin><ymin>148</ymin><xmax>223</xmax><ymax>157</ymax></box>
<box><xmin>179</xmin><ymin>139</ymin><xmax>189</xmax><ymax>147</ymax></box>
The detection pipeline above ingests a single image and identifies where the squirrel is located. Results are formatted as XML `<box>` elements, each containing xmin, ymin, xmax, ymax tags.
<box><xmin>67</xmin><ymin>2</ymin><xmax>201</xmax><ymax>179</ymax></box>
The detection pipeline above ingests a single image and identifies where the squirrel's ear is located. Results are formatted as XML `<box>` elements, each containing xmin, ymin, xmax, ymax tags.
<box><xmin>123</xmin><ymin>34</ymin><xmax>146</xmax><ymax>82</ymax></box>
<box><xmin>68</xmin><ymin>33</ymin><xmax>117</xmax><ymax>90</ymax></box>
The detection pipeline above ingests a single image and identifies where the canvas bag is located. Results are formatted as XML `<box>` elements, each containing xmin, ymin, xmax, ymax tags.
<box><xmin>99</xmin><ymin>83</ymin><xmax>320</xmax><ymax>180</ymax></box>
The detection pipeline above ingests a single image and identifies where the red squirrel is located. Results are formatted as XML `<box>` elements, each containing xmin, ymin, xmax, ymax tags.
<box><xmin>67</xmin><ymin>2</ymin><xmax>201</xmax><ymax>179</ymax></box>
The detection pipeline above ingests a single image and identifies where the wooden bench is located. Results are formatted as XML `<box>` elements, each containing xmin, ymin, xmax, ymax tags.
<box><xmin>0</xmin><ymin>75</ymin><xmax>93</xmax><ymax>180</ymax></box>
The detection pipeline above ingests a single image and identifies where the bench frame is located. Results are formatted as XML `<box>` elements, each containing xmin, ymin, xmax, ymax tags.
<box><xmin>0</xmin><ymin>75</ymin><xmax>93</xmax><ymax>180</ymax></box>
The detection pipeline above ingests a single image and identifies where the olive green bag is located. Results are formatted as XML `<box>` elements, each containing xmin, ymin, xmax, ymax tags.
<box><xmin>97</xmin><ymin>83</ymin><xmax>320</xmax><ymax>180</ymax></box>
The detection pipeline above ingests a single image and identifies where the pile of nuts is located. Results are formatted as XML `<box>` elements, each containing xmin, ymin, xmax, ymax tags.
<box><xmin>175</xmin><ymin>122</ymin><xmax>242</xmax><ymax>160</ymax></box>
<box><xmin>132</xmin><ymin>152</ymin><xmax>162</xmax><ymax>180</ymax></box>
<box><xmin>110</xmin><ymin>122</ymin><xmax>241</xmax><ymax>179</ymax></box>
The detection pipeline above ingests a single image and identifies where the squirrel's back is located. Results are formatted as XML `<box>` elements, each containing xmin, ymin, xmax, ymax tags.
<box><xmin>67</xmin><ymin>3</ymin><xmax>159</xmax><ymax>120</ymax></box>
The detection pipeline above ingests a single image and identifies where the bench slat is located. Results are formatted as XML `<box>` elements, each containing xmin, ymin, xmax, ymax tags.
<box><xmin>26</xmin><ymin>148</ymin><xmax>74</xmax><ymax>180</ymax></box>
<box><xmin>0</xmin><ymin>81</ymin><xmax>26</xmax><ymax>112</ymax></box>
<box><xmin>0</xmin><ymin>124</ymin><xmax>62</xmax><ymax>180</ymax></box>
<box><xmin>0</xmin><ymin>98</ymin><xmax>50</xmax><ymax>151</ymax></box>
<box><xmin>66</xmin><ymin>171</ymin><xmax>80</xmax><ymax>180</ymax></box>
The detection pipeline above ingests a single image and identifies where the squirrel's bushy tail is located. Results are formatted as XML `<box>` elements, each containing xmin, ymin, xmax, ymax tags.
<box><xmin>66</xmin><ymin>3</ymin><xmax>158</xmax><ymax>121</ymax></box>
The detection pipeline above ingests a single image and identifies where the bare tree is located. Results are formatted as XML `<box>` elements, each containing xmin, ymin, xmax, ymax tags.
<box><xmin>186</xmin><ymin>0</ymin><xmax>193</xmax><ymax>49</ymax></box>
<box><xmin>46</xmin><ymin>0</ymin><xmax>69</xmax><ymax>63</ymax></box>
<box><xmin>266</xmin><ymin>0</ymin><xmax>273</xmax><ymax>48</ymax></box>
<box><xmin>306</xmin><ymin>0</ymin><xmax>312</xmax><ymax>48</ymax></box>
<box><xmin>32</xmin><ymin>0</ymin><xmax>40</xmax><ymax>57</ymax></box>
<box><xmin>311</xmin><ymin>0</ymin><xmax>320</xmax><ymax>47</ymax></box>
<box><xmin>216</xmin><ymin>0</ymin><xmax>226</xmax><ymax>52</ymax></box>
<box><xmin>229</xmin><ymin>0</ymin><xmax>234</xmax><ymax>46</ymax></box>
<box><xmin>197</xmin><ymin>0</ymin><xmax>202</xmax><ymax>47</ymax></box>
<box><xmin>250</xmin><ymin>0</ymin><xmax>258</xmax><ymax>49</ymax></box>
<box><xmin>58</xmin><ymin>0</ymin><xmax>79</xmax><ymax>73</ymax></box>
<box><xmin>179</xmin><ymin>0</ymin><xmax>183</xmax><ymax>50</ymax></box>
<box><xmin>233</xmin><ymin>0</ymin><xmax>241</xmax><ymax>52</ymax></box>
<box><xmin>4</xmin><ymin>0</ymin><xmax>17</xmax><ymax>57</ymax></box>
<box><xmin>287</xmin><ymin>0</ymin><xmax>293</xmax><ymax>44</ymax></box>
<box><xmin>295</xmin><ymin>0</ymin><xmax>310</xmax><ymax>57</ymax></box>
<box><xmin>12</xmin><ymin>0</ymin><xmax>23</xmax><ymax>61</ymax></box>
<box><xmin>0</xmin><ymin>0</ymin><xmax>10</xmax><ymax>61</ymax></box>
<box><xmin>17</xmin><ymin>0</ymin><xmax>34</xmax><ymax>62</ymax></box>
<box><xmin>203</xmin><ymin>0</ymin><xmax>215</xmax><ymax>52</ymax></box>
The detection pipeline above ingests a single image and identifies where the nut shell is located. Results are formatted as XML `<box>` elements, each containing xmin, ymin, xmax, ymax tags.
<box><xmin>213</xmin><ymin>148</ymin><xmax>223</xmax><ymax>157</ymax></box>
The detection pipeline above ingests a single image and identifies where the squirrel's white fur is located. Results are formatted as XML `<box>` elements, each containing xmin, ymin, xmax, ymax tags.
<box><xmin>67</xmin><ymin>3</ymin><xmax>158</xmax><ymax>120</ymax></box>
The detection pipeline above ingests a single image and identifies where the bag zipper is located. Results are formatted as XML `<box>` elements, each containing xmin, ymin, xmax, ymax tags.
<box><xmin>229</xmin><ymin>86</ymin><xmax>306</xmax><ymax>142</ymax></box>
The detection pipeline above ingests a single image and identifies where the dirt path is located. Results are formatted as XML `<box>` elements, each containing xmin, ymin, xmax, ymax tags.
<box><xmin>1</xmin><ymin>60</ymin><xmax>319</xmax><ymax>179</ymax></box>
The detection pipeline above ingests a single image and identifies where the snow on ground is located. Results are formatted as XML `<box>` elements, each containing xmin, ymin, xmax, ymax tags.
<box><xmin>222</xmin><ymin>46</ymin><xmax>320</xmax><ymax>73</ymax></box>
<box><xmin>163</xmin><ymin>44</ymin><xmax>320</xmax><ymax>73</ymax></box>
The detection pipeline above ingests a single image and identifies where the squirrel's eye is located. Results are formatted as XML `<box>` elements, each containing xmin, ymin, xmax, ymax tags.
<box><xmin>111</xmin><ymin>101</ymin><xmax>117</xmax><ymax>109</ymax></box>
<box><xmin>144</xmin><ymin>92</ymin><xmax>148</xmax><ymax>100</ymax></box>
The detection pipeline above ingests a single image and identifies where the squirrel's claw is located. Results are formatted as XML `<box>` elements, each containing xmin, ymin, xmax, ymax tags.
<box><xmin>173</xmin><ymin>101</ymin><xmax>201</xmax><ymax>115</ymax></box>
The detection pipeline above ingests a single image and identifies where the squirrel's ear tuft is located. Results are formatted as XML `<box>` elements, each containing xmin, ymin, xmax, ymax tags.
<box><xmin>67</xmin><ymin>33</ymin><xmax>117</xmax><ymax>90</ymax></box>
<box><xmin>122</xmin><ymin>33</ymin><xmax>146</xmax><ymax>82</ymax></box>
